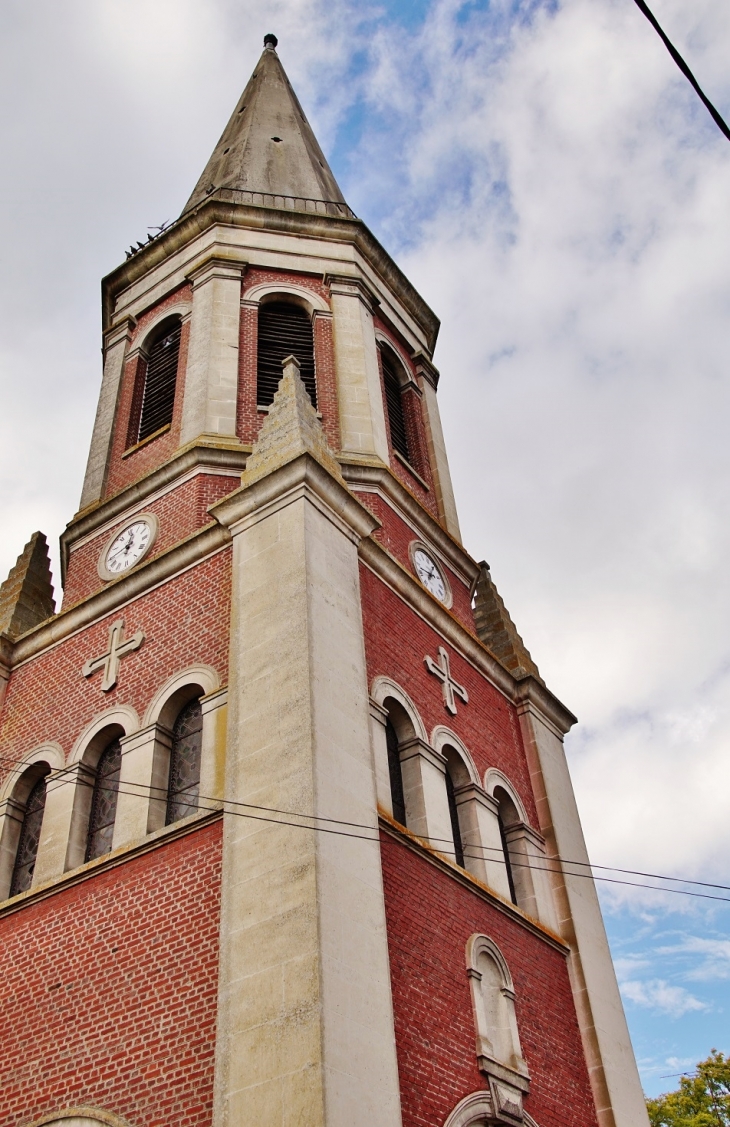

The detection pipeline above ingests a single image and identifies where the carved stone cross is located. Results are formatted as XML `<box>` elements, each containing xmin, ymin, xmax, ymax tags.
<box><xmin>425</xmin><ymin>645</ymin><xmax>469</xmax><ymax>715</ymax></box>
<box><xmin>82</xmin><ymin>618</ymin><xmax>144</xmax><ymax>692</ymax></box>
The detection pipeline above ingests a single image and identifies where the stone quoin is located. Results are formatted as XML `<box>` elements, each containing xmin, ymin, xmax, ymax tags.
<box><xmin>0</xmin><ymin>33</ymin><xmax>649</xmax><ymax>1127</ymax></box>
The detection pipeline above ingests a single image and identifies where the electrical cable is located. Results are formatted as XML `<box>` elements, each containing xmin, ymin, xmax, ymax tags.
<box><xmin>4</xmin><ymin>745</ymin><xmax>730</xmax><ymax>897</ymax></box>
<box><xmin>57</xmin><ymin>774</ymin><xmax>730</xmax><ymax>904</ymax></box>
<box><xmin>630</xmin><ymin>0</ymin><xmax>730</xmax><ymax>142</ymax></box>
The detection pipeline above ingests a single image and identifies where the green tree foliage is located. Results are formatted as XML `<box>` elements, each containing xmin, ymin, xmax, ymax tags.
<box><xmin>647</xmin><ymin>1051</ymin><xmax>730</xmax><ymax>1126</ymax></box>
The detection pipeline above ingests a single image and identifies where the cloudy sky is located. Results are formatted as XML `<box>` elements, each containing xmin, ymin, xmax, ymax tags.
<box><xmin>1</xmin><ymin>0</ymin><xmax>729</xmax><ymax>1097</ymax></box>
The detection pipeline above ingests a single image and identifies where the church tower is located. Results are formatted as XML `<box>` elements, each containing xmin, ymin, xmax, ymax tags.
<box><xmin>0</xmin><ymin>36</ymin><xmax>648</xmax><ymax>1127</ymax></box>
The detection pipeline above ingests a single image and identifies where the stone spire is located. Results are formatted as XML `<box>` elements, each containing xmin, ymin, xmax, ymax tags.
<box><xmin>472</xmin><ymin>561</ymin><xmax>542</xmax><ymax>683</ymax></box>
<box><xmin>0</xmin><ymin>532</ymin><xmax>56</xmax><ymax>640</ymax></box>
<box><xmin>241</xmin><ymin>355</ymin><xmax>344</xmax><ymax>488</ymax></box>
<box><xmin>182</xmin><ymin>34</ymin><xmax>347</xmax><ymax>215</ymax></box>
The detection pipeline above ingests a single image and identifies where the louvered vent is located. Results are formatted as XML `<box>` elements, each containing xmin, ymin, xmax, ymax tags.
<box><xmin>257</xmin><ymin>302</ymin><xmax>316</xmax><ymax>407</ymax></box>
<box><xmin>381</xmin><ymin>349</ymin><xmax>410</xmax><ymax>463</ymax></box>
<box><xmin>138</xmin><ymin>322</ymin><xmax>182</xmax><ymax>441</ymax></box>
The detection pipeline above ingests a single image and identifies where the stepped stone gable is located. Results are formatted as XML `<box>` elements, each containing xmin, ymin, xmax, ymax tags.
<box><xmin>0</xmin><ymin>532</ymin><xmax>55</xmax><ymax>639</ymax></box>
<box><xmin>240</xmin><ymin>355</ymin><xmax>345</xmax><ymax>488</ymax></box>
<box><xmin>473</xmin><ymin>561</ymin><xmax>543</xmax><ymax>683</ymax></box>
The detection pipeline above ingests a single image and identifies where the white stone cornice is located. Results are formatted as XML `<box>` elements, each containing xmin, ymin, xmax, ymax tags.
<box><xmin>62</xmin><ymin>441</ymin><xmax>249</xmax><ymax>574</ymax></box>
<box><xmin>211</xmin><ymin>452</ymin><xmax>380</xmax><ymax>543</ymax></box>
<box><xmin>8</xmin><ymin>523</ymin><xmax>230</xmax><ymax>670</ymax></box>
<box><xmin>341</xmin><ymin>460</ymin><xmax>478</xmax><ymax>587</ymax></box>
<box><xmin>359</xmin><ymin>533</ymin><xmax>576</xmax><ymax>731</ymax></box>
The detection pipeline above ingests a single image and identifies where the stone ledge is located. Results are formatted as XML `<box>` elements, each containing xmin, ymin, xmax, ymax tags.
<box><xmin>378</xmin><ymin>812</ymin><xmax>568</xmax><ymax>954</ymax></box>
<box><xmin>0</xmin><ymin>807</ymin><xmax>222</xmax><ymax>920</ymax></box>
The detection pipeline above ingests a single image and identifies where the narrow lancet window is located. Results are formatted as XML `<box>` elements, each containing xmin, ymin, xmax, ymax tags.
<box><xmin>9</xmin><ymin>772</ymin><xmax>49</xmax><ymax>896</ymax></box>
<box><xmin>166</xmin><ymin>697</ymin><xmax>203</xmax><ymax>825</ymax></box>
<box><xmin>381</xmin><ymin>348</ymin><xmax>411</xmax><ymax>463</ymax></box>
<box><xmin>385</xmin><ymin>718</ymin><xmax>406</xmax><ymax>827</ymax></box>
<box><xmin>498</xmin><ymin>808</ymin><xmax>517</xmax><ymax>905</ymax></box>
<box><xmin>257</xmin><ymin>301</ymin><xmax>316</xmax><ymax>407</ymax></box>
<box><xmin>86</xmin><ymin>738</ymin><xmax>122</xmax><ymax>862</ymax></box>
<box><xmin>445</xmin><ymin>768</ymin><xmax>465</xmax><ymax>868</ymax></box>
<box><xmin>136</xmin><ymin>320</ymin><xmax>182</xmax><ymax>443</ymax></box>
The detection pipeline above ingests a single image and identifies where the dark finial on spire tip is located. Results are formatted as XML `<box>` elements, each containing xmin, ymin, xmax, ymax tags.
<box><xmin>264</xmin><ymin>33</ymin><xmax>278</xmax><ymax>49</ymax></box>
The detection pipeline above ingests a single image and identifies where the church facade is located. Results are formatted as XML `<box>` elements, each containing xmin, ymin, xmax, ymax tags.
<box><xmin>0</xmin><ymin>36</ymin><xmax>648</xmax><ymax>1127</ymax></box>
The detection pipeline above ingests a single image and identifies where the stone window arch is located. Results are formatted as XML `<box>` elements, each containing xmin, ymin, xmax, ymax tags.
<box><xmin>443</xmin><ymin>1089</ymin><xmax>540</xmax><ymax>1126</ymax></box>
<box><xmin>26</xmin><ymin>1107</ymin><xmax>136</xmax><ymax>1127</ymax></box>
<box><xmin>127</xmin><ymin>314</ymin><xmax>183</xmax><ymax>447</ymax></box>
<box><xmin>85</xmin><ymin>733</ymin><xmax>123</xmax><ymax>861</ymax></box>
<box><xmin>465</xmin><ymin>934</ymin><xmax>530</xmax><ymax>1121</ymax></box>
<box><xmin>0</xmin><ymin>743</ymin><xmax>64</xmax><ymax>899</ymax></box>
<box><xmin>138</xmin><ymin>665</ymin><xmax>225</xmax><ymax>836</ymax></box>
<box><xmin>256</xmin><ymin>294</ymin><xmax>317</xmax><ymax>408</ymax></box>
<box><xmin>65</xmin><ymin>706</ymin><xmax>140</xmax><ymax>872</ymax></box>
<box><xmin>483</xmin><ymin>769</ymin><xmax>557</xmax><ymax>927</ymax></box>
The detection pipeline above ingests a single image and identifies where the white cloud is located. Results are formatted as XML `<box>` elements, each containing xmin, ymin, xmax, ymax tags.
<box><xmin>1</xmin><ymin>0</ymin><xmax>730</xmax><ymax>915</ymax></box>
<box><xmin>620</xmin><ymin>977</ymin><xmax>708</xmax><ymax>1017</ymax></box>
<box><xmin>657</xmin><ymin>936</ymin><xmax>730</xmax><ymax>980</ymax></box>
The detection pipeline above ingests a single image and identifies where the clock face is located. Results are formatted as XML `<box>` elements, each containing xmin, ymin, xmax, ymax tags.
<box><xmin>105</xmin><ymin>520</ymin><xmax>153</xmax><ymax>575</ymax></box>
<box><xmin>413</xmin><ymin>548</ymin><xmax>447</xmax><ymax>603</ymax></box>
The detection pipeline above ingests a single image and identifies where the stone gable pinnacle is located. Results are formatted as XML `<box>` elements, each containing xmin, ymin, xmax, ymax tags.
<box><xmin>182</xmin><ymin>34</ymin><xmax>348</xmax><ymax>216</ymax></box>
<box><xmin>0</xmin><ymin>532</ymin><xmax>56</xmax><ymax>640</ymax></box>
<box><xmin>241</xmin><ymin>355</ymin><xmax>344</xmax><ymax>487</ymax></box>
<box><xmin>473</xmin><ymin>561</ymin><xmax>542</xmax><ymax>683</ymax></box>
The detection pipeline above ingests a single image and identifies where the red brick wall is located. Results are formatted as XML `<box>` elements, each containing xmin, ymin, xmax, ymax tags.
<box><xmin>63</xmin><ymin>475</ymin><xmax>238</xmax><ymax>609</ymax></box>
<box><xmin>360</xmin><ymin>566</ymin><xmax>536</xmax><ymax>820</ymax></box>
<box><xmin>354</xmin><ymin>491</ymin><xmax>475</xmax><ymax>633</ymax></box>
<box><xmin>105</xmin><ymin>286</ymin><xmax>193</xmax><ymax>500</ymax></box>
<box><xmin>0</xmin><ymin>819</ymin><xmax>221</xmax><ymax>1127</ymax></box>
<box><xmin>0</xmin><ymin>550</ymin><xmax>231</xmax><ymax>785</ymax></box>
<box><xmin>381</xmin><ymin>830</ymin><xmax>599</xmax><ymax>1127</ymax></box>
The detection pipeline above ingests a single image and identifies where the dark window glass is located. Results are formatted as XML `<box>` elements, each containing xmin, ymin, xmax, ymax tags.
<box><xmin>257</xmin><ymin>302</ymin><xmax>316</xmax><ymax>408</ymax></box>
<box><xmin>138</xmin><ymin>322</ymin><xmax>182</xmax><ymax>441</ymax></box>
<box><xmin>498</xmin><ymin>811</ymin><xmax>517</xmax><ymax>904</ymax></box>
<box><xmin>86</xmin><ymin>738</ymin><xmax>122</xmax><ymax>862</ymax></box>
<box><xmin>445</xmin><ymin>769</ymin><xmax>465</xmax><ymax>868</ymax></box>
<box><xmin>166</xmin><ymin>698</ymin><xmax>203</xmax><ymax>825</ymax></box>
<box><xmin>381</xmin><ymin>349</ymin><xmax>410</xmax><ymax>463</ymax></box>
<box><xmin>9</xmin><ymin>774</ymin><xmax>49</xmax><ymax>896</ymax></box>
<box><xmin>386</xmin><ymin>718</ymin><xmax>406</xmax><ymax>827</ymax></box>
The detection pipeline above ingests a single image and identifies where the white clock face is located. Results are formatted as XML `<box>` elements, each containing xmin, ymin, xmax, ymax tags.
<box><xmin>413</xmin><ymin>548</ymin><xmax>447</xmax><ymax>603</ymax></box>
<box><xmin>105</xmin><ymin>520</ymin><xmax>152</xmax><ymax>575</ymax></box>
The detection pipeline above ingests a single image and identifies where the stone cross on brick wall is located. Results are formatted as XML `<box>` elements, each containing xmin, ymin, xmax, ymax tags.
<box><xmin>425</xmin><ymin>646</ymin><xmax>468</xmax><ymax>715</ymax></box>
<box><xmin>82</xmin><ymin>618</ymin><xmax>144</xmax><ymax>692</ymax></box>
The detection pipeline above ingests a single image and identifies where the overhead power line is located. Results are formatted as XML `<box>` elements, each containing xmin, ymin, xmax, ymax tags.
<box><xmin>630</xmin><ymin>0</ymin><xmax>730</xmax><ymax>142</ymax></box>
<box><xmin>33</xmin><ymin>770</ymin><xmax>730</xmax><ymax>905</ymax></box>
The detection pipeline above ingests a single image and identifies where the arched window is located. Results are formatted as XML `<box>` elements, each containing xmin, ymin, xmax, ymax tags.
<box><xmin>495</xmin><ymin>786</ymin><xmax>519</xmax><ymax>905</ymax></box>
<box><xmin>85</xmin><ymin>737</ymin><xmax>122</xmax><ymax>862</ymax></box>
<box><xmin>166</xmin><ymin>696</ymin><xmax>203</xmax><ymax>825</ymax></box>
<box><xmin>128</xmin><ymin>319</ymin><xmax>182</xmax><ymax>446</ymax></box>
<box><xmin>444</xmin><ymin>765</ymin><xmax>465</xmax><ymax>868</ymax></box>
<box><xmin>257</xmin><ymin>301</ymin><xmax>316</xmax><ymax>408</ymax></box>
<box><xmin>466</xmin><ymin>934</ymin><xmax>530</xmax><ymax>1113</ymax></box>
<box><xmin>9</xmin><ymin>769</ymin><xmax>50</xmax><ymax>896</ymax></box>
<box><xmin>380</xmin><ymin>347</ymin><xmax>411</xmax><ymax>463</ymax></box>
<box><xmin>385</xmin><ymin>717</ymin><xmax>406</xmax><ymax>827</ymax></box>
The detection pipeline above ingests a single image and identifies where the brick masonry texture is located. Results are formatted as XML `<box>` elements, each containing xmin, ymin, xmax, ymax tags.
<box><xmin>63</xmin><ymin>474</ymin><xmax>239</xmax><ymax>609</ymax></box>
<box><xmin>353</xmin><ymin>490</ymin><xmax>475</xmax><ymax>632</ymax></box>
<box><xmin>0</xmin><ymin>550</ymin><xmax>231</xmax><ymax>786</ymax></box>
<box><xmin>105</xmin><ymin>285</ymin><xmax>193</xmax><ymax>500</ymax></box>
<box><xmin>238</xmin><ymin>268</ymin><xmax>340</xmax><ymax>450</ymax></box>
<box><xmin>361</xmin><ymin>565</ymin><xmax>537</xmax><ymax>819</ymax></box>
<box><xmin>373</xmin><ymin>316</ymin><xmax>439</xmax><ymax>519</ymax></box>
<box><xmin>381</xmin><ymin>830</ymin><xmax>599</xmax><ymax>1127</ymax></box>
<box><xmin>0</xmin><ymin>819</ymin><xmax>222</xmax><ymax>1127</ymax></box>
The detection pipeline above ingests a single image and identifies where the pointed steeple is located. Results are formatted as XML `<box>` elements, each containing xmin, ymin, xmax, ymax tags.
<box><xmin>472</xmin><ymin>562</ymin><xmax>542</xmax><ymax>683</ymax></box>
<box><xmin>0</xmin><ymin>532</ymin><xmax>56</xmax><ymax>640</ymax></box>
<box><xmin>182</xmin><ymin>34</ymin><xmax>347</xmax><ymax>216</ymax></box>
